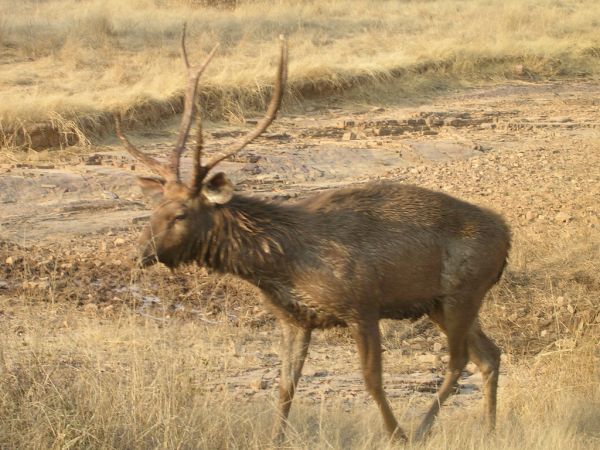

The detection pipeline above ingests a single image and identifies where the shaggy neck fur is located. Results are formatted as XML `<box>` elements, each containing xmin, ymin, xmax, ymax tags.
<box><xmin>195</xmin><ymin>195</ymin><xmax>302</xmax><ymax>281</ymax></box>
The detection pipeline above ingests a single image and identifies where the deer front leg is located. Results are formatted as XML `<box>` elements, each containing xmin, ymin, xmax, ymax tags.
<box><xmin>272</xmin><ymin>321</ymin><xmax>311</xmax><ymax>445</ymax></box>
<box><xmin>351</xmin><ymin>319</ymin><xmax>408</xmax><ymax>442</ymax></box>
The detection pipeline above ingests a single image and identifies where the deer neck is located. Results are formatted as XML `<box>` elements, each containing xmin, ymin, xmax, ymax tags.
<box><xmin>198</xmin><ymin>195</ymin><xmax>300</xmax><ymax>280</ymax></box>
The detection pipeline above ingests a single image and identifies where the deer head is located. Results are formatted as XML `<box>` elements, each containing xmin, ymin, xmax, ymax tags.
<box><xmin>116</xmin><ymin>25</ymin><xmax>287</xmax><ymax>268</ymax></box>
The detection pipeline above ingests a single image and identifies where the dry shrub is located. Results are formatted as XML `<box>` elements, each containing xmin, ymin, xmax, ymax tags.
<box><xmin>2</xmin><ymin>0</ymin><xmax>600</xmax><ymax>149</ymax></box>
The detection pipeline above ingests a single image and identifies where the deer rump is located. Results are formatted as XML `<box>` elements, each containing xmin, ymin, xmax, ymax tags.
<box><xmin>196</xmin><ymin>182</ymin><xmax>510</xmax><ymax>330</ymax></box>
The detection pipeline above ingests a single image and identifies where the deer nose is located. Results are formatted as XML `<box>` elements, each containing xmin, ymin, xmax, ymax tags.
<box><xmin>135</xmin><ymin>243</ymin><xmax>158</xmax><ymax>268</ymax></box>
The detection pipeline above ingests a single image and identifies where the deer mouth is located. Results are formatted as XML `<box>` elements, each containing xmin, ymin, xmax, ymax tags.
<box><xmin>138</xmin><ymin>253</ymin><xmax>158</xmax><ymax>268</ymax></box>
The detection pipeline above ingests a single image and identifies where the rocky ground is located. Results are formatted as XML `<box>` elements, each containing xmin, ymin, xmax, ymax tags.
<box><xmin>1</xmin><ymin>80</ymin><xmax>599</xmax><ymax>422</ymax></box>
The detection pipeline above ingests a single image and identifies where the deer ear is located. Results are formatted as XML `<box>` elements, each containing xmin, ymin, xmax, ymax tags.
<box><xmin>202</xmin><ymin>172</ymin><xmax>233</xmax><ymax>205</ymax></box>
<box><xmin>137</xmin><ymin>176</ymin><xmax>165</xmax><ymax>203</ymax></box>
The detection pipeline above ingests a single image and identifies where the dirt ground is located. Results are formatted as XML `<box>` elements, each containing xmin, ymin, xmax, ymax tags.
<box><xmin>1</xmin><ymin>81</ymin><xmax>599</xmax><ymax>439</ymax></box>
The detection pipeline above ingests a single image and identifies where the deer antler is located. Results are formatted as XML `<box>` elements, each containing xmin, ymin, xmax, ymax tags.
<box><xmin>191</xmin><ymin>35</ymin><xmax>288</xmax><ymax>190</ymax></box>
<box><xmin>115</xmin><ymin>116</ymin><xmax>173</xmax><ymax>180</ymax></box>
<box><xmin>171</xmin><ymin>23</ymin><xmax>219</xmax><ymax>180</ymax></box>
<box><xmin>115</xmin><ymin>23</ymin><xmax>218</xmax><ymax>183</ymax></box>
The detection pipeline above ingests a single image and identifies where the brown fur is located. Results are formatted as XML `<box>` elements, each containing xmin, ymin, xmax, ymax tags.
<box><xmin>137</xmin><ymin>181</ymin><xmax>510</xmax><ymax>442</ymax></box>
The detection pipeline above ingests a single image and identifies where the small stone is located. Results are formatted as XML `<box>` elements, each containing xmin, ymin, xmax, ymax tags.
<box><xmin>514</xmin><ymin>64</ymin><xmax>525</xmax><ymax>76</ymax></box>
<box><xmin>465</xmin><ymin>362</ymin><xmax>478</xmax><ymax>374</ymax></box>
<box><xmin>525</xmin><ymin>211</ymin><xmax>536</xmax><ymax>222</ymax></box>
<box><xmin>114</xmin><ymin>238</ymin><xmax>126</xmax><ymax>246</ymax></box>
<box><xmin>555</xmin><ymin>338</ymin><xmax>576</xmax><ymax>350</ymax></box>
<box><xmin>433</xmin><ymin>342</ymin><xmax>443</xmax><ymax>352</ymax></box>
<box><xmin>250</xmin><ymin>378</ymin><xmax>268</xmax><ymax>391</ymax></box>
<box><xmin>441</xmin><ymin>355</ymin><xmax>450</xmax><ymax>363</ymax></box>
<box><xmin>444</xmin><ymin>118</ymin><xmax>470</xmax><ymax>127</ymax></box>
<box><xmin>555</xmin><ymin>211</ymin><xmax>572</xmax><ymax>223</ymax></box>
<box><xmin>374</xmin><ymin>127</ymin><xmax>391</xmax><ymax>136</ymax></box>
<box><xmin>417</xmin><ymin>353</ymin><xmax>439</xmax><ymax>364</ymax></box>
<box><xmin>549</xmin><ymin>116</ymin><xmax>572</xmax><ymax>123</ymax></box>
<box><xmin>5</xmin><ymin>256</ymin><xmax>14</xmax><ymax>266</ymax></box>
<box><xmin>83</xmin><ymin>303</ymin><xmax>98</xmax><ymax>312</ymax></box>
<box><xmin>342</xmin><ymin>131</ymin><xmax>357</xmax><ymax>141</ymax></box>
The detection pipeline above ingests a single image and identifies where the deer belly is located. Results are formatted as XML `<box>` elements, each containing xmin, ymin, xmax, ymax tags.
<box><xmin>262</xmin><ymin>290</ymin><xmax>348</xmax><ymax>329</ymax></box>
<box><xmin>377</xmin><ymin>258</ymin><xmax>443</xmax><ymax>319</ymax></box>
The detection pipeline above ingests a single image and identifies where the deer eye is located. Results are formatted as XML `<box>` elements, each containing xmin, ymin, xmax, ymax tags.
<box><xmin>174</xmin><ymin>213</ymin><xmax>187</xmax><ymax>221</ymax></box>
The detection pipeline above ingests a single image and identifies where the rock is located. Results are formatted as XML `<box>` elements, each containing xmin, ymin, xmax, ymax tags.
<box><xmin>555</xmin><ymin>211</ymin><xmax>572</xmax><ymax>223</ymax></box>
<box><xmin>444</xmin><ymin>118</ymin><xmax>471</xmax><ymax>127</ymax></box>
<box><xmin>426</xmin><ymin>117</ymin><xmax>445</xmax><ymax>127</ymax></box>
<box><xmin>250</xmin><ymin>378</ymin><xmax>268</xmax><ymax>391</ymax></box>
<box><xmin>22</xmin><ymin>280</ymin><xmax>49</xmax><ymax>290</ymax></box>
<box><xmin>114</xmin><ymin>238</ymin><xmax>126</xmax><ymax>246</ymax></box>
<box><xmin>549</xmin><ymin>116</ymin><xmax>572</xmax><ymax>123</ymax></box>
<box><xmin>5</xmin><ymin>256</ymin><xmax>14</xmax><ymax>266</ymax></box>
<box><xmin>417</xmin><ymin>353</ymin><xmax>439</xmax><ymax>364</ymax></box>
<box><xmin>514</xmin><ymin>64</ymin><xmax>525</xmax><ymax>76</ymax></box>
<box><xmin>464</xmin><ymin>362</ymin><xmax>478</xmax><ymax>374</ymax></box>
<box><xmin>433</xmin><ymin>342</ymin><xmax>443</xmax><ymax>352</ymax></box>
<box><xmin>342</xmin><ymin>131</ymin><xmax>357</xmax><ymax>141</ymax></box>
<box><xmin>554</xmin><ymin>338</ymin><xmax>576</xmax><ymax>350</ymax></box>
<box><xmin>83</xmin><ymin>303</ymin><xmax>98</xmax><ymax>312</ymax></box>
<box><xmin>374</xmin><ymin>127</ymin><xmax>391</xmax><ymax>136</ymax></box>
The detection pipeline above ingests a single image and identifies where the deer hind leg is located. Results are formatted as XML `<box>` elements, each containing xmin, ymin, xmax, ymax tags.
<box><xmin>467</xmin><ymin>321</ymin><xmax>501</xmax><ymax>432</ymax></box>
<box><xmin>414</xmin><ymin>302</ymin><xmax>474</xmax><ymax>441</ymax></box>
<box><xmin>351</xmin><ymin>320</ymin><xmax>408</xmax><ymax>442</ymax></box>
<box><xmin>272</xmin><ymin>321</ymin><xmax>311</xmax><ymax>445</ymax></box>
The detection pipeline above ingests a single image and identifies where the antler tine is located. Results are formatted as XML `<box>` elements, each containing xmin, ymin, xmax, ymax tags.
<box><xmin>181</xmin><ymin>22</ymin><xmax>190</xmax><ymax>69</ymax></box>
<box><xmin>203</xmin><ymin>36</ymin><xmax>288</xmax><ymax>173</ymax></box>
<box><xmin>115</xmin><ymin>116</ymin><xmax>172</xmax><ymax>179</ymax></box>
<box><xmin>191</xmin><ymin>107</ymin><xmax>209</xmax><ymax>192</ymax></box>
<box><xmin>171</xmin><ymin>24</ymin><xmax>219</xmax><ymax>180</ymax></box>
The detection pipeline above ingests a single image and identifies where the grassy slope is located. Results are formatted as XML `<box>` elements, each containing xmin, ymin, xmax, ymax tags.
<box><xmin>1</xmin><ymin>0</ymin><xmax>600</xmax><ymax>146</ymax></box>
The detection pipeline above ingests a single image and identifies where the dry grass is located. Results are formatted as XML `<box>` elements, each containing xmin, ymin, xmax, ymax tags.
<box><xmin>0</xmin><ymin>305</ymin><xmax>597</xmax><ymax>449</ymax></box>
<box><xmin>1</xmin><ymin>220</ymin><xmax>598</xmax><ymax>448</ymax></box>
<box><xmin>2</xmin><ymin>0</ymin><xmax>600</xmax><ymax>148</ymax></box>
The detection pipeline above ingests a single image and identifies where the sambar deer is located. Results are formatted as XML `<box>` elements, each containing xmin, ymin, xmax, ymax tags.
<box><xmin>115</xmin><ymin>27</ymin><xmax>511</xmax><ymax>443</ymax></box>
